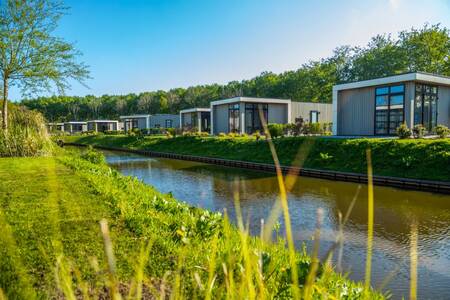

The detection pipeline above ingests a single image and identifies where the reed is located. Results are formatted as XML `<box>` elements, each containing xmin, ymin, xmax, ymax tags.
<box><xmin>0</xmin><ymin>102</ymin><xmax>52</xmax><ymax>157</ymax></box>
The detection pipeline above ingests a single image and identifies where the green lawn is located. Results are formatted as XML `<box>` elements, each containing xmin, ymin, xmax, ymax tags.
<box><xmin>0</xmin><ymin>150</ymin><xmax>384</xmax><ymax>299</ymax></box>
<box><xmin>0</xmin><ymin>156</ymin><xmax>140</xmax><ymax>298</ymax></box>
<box><xmin>64</xmin><ymin>134</ymin><xmax>450</xmax><ymax>182</ymax></box>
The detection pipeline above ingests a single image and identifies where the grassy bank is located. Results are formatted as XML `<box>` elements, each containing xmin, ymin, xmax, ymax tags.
<box><xmin>64</xmin><ymin>134</ymin><xmax>450</xmax><ymax>182</ymax></box>
<box><xmin>0</xmin><ymin>149</ymin><xmax>383</xmax><ymax>299</ymax></box>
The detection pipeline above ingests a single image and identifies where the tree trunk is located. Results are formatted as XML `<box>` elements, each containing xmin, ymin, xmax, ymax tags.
<box><xmin>2</xmin><ymin>79</ymin><xmax>8</xmax><ymax>131</ymax></box>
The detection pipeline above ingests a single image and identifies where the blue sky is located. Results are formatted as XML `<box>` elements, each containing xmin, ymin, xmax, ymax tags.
<box><xmin>10</xmin><ymin>0</ymin><xmax>450</xmax><ymax>100</ymax></box>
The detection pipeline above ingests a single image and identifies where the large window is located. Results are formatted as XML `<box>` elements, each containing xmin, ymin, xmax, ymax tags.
<box><xmin>228</xmin><ymin>103</ymin><xmax>240</xmax><ymax>133</ymax></box>
<box><xmin>200</xmin><ymin>112</ymin><xmax>210</xmax><ymax>132</ymax></box>
<box><xmin>375</xmin><ymin>84</ymin><xmax>404</xmax><ymax>135</ymax></box>
<box><xmin>244</xmin><ymin>103</ymin><xmax>268</xmax><ymax>134</ymax></box>
<box><xmin>414</xmin><ymin>84</ymin><xmax>438</xmax><ymax>132</ymax></box>
<box><xmin>310</xmin><ymin>111</ymin><xmax>319</xmax><ymax>123</ymax></box>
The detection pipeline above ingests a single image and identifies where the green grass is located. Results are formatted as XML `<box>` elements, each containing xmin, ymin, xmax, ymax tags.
<box><xmin>0</xmin><ymin>156</ymin><xmax>142</xmax><ymax>298</ymax></box>
<box><xmin>64</xmin><ymin>134</ymin><xmax>450</xmax><ymax>182</ymax></box>
<box><xmin>0</xmin><ymin>149</ymin><xmax>384</xmax><ymax>299</ymax></box>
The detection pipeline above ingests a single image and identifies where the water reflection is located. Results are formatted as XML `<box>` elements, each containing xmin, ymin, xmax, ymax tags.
<box><xmin>103</xmin><ymin>150</ymin><xmax>450</xmax><ymax>299</ymax></box>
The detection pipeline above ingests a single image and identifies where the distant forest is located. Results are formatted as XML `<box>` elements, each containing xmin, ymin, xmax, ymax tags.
<box><xmin>22</xmin><ymin>24</ymin><xmax>450</xmax><ymax>122</ymax></box>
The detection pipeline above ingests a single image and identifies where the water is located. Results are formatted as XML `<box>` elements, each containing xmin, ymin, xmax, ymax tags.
<box><xmin>101</xmin><ymin>149</ymin><xmax>450</xmax><ymax>299</ymax></box>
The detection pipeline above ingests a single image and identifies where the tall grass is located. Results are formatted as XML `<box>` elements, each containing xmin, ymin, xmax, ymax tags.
<box><xmin>0</xmin><ymin>102</ymin><xmax>52</xmax><ymax>157</ymax></box>
<box><xmin>45</xmin><ymin>149</ymin><xmax>385</xmax><ymax>299</ymax></box>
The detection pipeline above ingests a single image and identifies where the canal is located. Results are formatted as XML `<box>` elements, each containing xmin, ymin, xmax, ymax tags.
<box><xmin>101</xmin><ymin>149</ymin><xmax>450</xmax><ymax>299</ymax></box>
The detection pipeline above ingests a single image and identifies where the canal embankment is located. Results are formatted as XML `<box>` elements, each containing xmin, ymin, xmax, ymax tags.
<box><xmin>0</xmin><ymin>150</ymin><xmax>384</xmax><ymax>299</ymax></box>
<box><xmin>63</xmin><ymin>135</ymin><xmax>450</xmax><ymax>193</ymax></box>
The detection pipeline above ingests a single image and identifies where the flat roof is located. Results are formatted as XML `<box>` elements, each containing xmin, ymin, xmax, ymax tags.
<box><xmin>65</xmin><ymin>121</ymin><xmax>87</xmax><ymax>124</ymax></box>
<box><xmin>180</xmin><ymin>107</ymin><xmax>211</xmax><ymax>113</ymax></box>
<box><xmin>47</xmin><ymin>122</ymin><xmax>64</xmax><ymax>125</ymax></box>
<box><xmin>87</xmin><ymin>120</ymin><xmax>119</xmax><ymax>123</ymax></box>
<box><xmin>119</xmin><ymin>114</ymin><xmax>150</xmax><ymax>119</ymax></box>
<box><xmin>333</xmin><ymin>72</ymin><xmax>450</xmax><ymax>92</ymax></box>
<box><xmin>210</xmin><ymin>96</ymin><xmax>291</xmax><ymax>106</ymax></box>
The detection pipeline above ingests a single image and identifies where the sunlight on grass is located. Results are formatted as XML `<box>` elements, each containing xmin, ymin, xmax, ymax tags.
<box><xmin>365</xmin><ymin>149</ymin><xmax>374</xmax><ymax>298</ymax></box>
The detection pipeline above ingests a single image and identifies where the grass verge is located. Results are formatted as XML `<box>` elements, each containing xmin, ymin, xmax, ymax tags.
<box><xmin>0</xmin><ymin>149</ymin><xmax>384</xmax><ymax>298</ymax></box>
<box><xmin>64</xmin><ymin>134</ymin><xmax>450</xmax><ymax>182</ymax></box>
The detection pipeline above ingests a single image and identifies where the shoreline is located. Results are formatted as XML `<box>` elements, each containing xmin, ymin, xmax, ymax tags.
<box><xmin>65</xmin><ymin>142</ymin><xmax>450</xmax><ymax>194</ymax></box>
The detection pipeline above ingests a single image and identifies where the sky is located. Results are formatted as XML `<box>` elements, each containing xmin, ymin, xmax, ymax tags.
<box><xmin>9</xmin><ymin>0</ymin><xmax>450</xmax><ymax>101</ymax></box>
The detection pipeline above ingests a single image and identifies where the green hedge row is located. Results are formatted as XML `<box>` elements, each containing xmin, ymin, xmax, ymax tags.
<box><xmin>63</xmin><ymin>135</ymin><xmax>450</xmax><ymax>182</ymax></box>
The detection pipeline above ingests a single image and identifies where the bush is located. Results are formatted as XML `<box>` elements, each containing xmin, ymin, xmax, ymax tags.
<box><xmin>80</xmin><ymin>145</ymin><xmax>106</xmax><ymax>164</ymax></box>
<box><xmin>253</xmin><ymin>130</ymin><xmax>261</xmax><ymax>140</ymax></box>
<box><xmin>104</xmin><ymin>130</ymin><xmax>121</xmax><ymax>135</ymax></box>
<box><xmin>267</xmin><ymin>123</ymin><xmax>284</xmax><ymax>138</ymax></box>
<box><xmin>81</xmin><ymin>130</ymin><xmax>97</xmax><ymax>136</ymax></box>
<box><xmin>218</xmin><ymin>132</ymin><xmax>226</xmax><ymax>138</ymax></box>
<box><xmin>435</xmin><ymin>125</ymin><xmax>450</xmax><ymax>138</ymax></box>
<box><xmin>309</xmin><ymin>123</ymin><xmax>321</xmax><ymax>134</ymax></box>
<box><xmin>412</xmin><ymin>124</ymin><xmax>426</xmax><ymax>138</ymax></box>
<box><xmin>167</xmin><ymin>127</ymin><xmax>177</xmax><ymax>137</ymax></box>
<box><xmin>396</xmin><ymin>123</ymin><xmax>412</xmax><ymax>139</ymax></box>
<box><xmin>0</xmin><ymin>103</ymin><xmax>53</xmax><ymax>157</ymax></box>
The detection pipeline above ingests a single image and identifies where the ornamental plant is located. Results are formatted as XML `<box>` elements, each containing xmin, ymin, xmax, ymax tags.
<box><xmin>412</xmin><ymin>124</ymin><xmax>426</xmax><ymax>138</ymax></box>
<box><xmin>434</xmin><ymin>125</ymin><xmax>450</xmax><ymax>138</ymax></box>
<box><xmin>396</xmin><ymin>123</ymin><xmax>412</xmax><ymax>139</ymax></box>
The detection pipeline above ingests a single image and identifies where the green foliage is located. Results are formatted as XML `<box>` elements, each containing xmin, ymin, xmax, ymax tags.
<box><xmin>253</xmin><ymin>130</ymin><xmax>261</xmax><ymax>140</ymax></box>
<box><xmin>396</xmin><ymin>123</ymin><xmax>412</xmax><ymax>139</ymax></box>
<box><xmin>435</xmin><ymin>125</ymin><xmax>450</xmax><ymax>138</ymax></box>
<box><xmin>64</xmin><ymin>135</ymin><xmax>450</xmax><ymax>182</ymax></box>
<box><xmin>0</xmin><ymin>103</ymin><xmax>53</xmax><ymax>157</ymax></box>
<box><xmin>0</xmin><ymin>0</ymin><xmax>89</xmax><ymax>129</ymax></box>
<box><xmin>21</xmin><ymin>24</ymin><xmax>450</xmax><ymax>122</ymax></box>
<box><xmin>80</xmin><ymin>145</ymin><xmax>106</xmax><ymax>164</ymax></box>
<box><xmin>267</xmin><ymin>123</ymin><xmax>285</xmax><ymax>138</ymax></box>
<box><xmin>167</xmin><ymin>127</ymin><xmax>177</xmax><ymax>137</ymax></box>
<box><xmin>412</xmin><ymin>124</ymin><xmax>426</xmax><ymax>138</ymax></box>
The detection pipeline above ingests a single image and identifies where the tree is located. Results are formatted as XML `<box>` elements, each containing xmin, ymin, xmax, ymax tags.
<box><xmin>137</xmin><ymin>93</ymin><xmax>152</xmax><ymax>113</ymax></box>
<box><xmin>87</xmin><ymin>97</ymin><xmax>102</xmax><ymax>119</ymax></box>
<box><xmin>0</xmin><ymin>0</ymin><xmax>89</xmax><ymax>130</ymax></box>
<box><xmin>399</xmin><ymin>24</ymin><xmax>450</xmax><ymax>74</ymax></box>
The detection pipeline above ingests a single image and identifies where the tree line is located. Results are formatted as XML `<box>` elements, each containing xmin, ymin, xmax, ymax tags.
<box><xmin>21</xmin><ymin>24</ymin><xmax>450</xmax><ymax>122</ymax></box>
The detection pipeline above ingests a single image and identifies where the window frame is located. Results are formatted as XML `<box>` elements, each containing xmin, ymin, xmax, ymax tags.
<box><xmin>244</xmin><ymin>103</ymin><xmax>268</xmax><ymax>134</ymax></box>
<box><xmin>309</xmin><ymin>110</ymin><xmax>320</xmax><ymax>124</ymax></box>
<box><xmin>414</xmin><ymin>83</ymin><xmax>439</xmax><ymax>132</ymax></box>
<box><xmin>165</xmin><ymin>119</ymin><xmax>173</xmax><ymax>128</ymax></box>
<box><xmin>373</xmin><ymin>84</ymin><xmax>405</xmax><ymax>135</ymax></box>
<box><xmin>228</xmin><ymin>103</ymin><xmax>240</xmax><ymax>133</ymax></box>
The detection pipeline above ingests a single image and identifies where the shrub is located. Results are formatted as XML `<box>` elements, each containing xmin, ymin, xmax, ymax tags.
<box><xmin>80</xmin><ymin>145</ymin><xmax>106</xmax><ymax>164</ymax></box>
<box><xmin>310</xmin><ymin>123</ymin><xmax>322</xmax><ymax>134</ymax></box>
<box><xmin>253</xmin><ymin>130</ymin><xmax>261</xmax><ymax>140</ymax></box>
<box><xmin>0</xmin><ymin>103</ymin><xmax>53</xmax><ymax>157</ymax></box>
<box><xmin>412</xmin><ymin>124</ymin><xmax>426</xmax><ymax>138</ymax></box>
<box><xmin>396</xmin><ymin>123</ymin><xmax>412</xmax><ymax>139</ymax></box>
<box><xmin>167</xmin><ymin>127</ymin><xmax>177</xmax><ymax>137</ymax></box>
<box><xmin>435</xmin><ymin>125</ymin><xmax>450</xmax><ymax>138</ymax></box>
<box><xmin>267</xmin><ymin>123</ymin><xmax>284</xmax><ymax>138</ymax></box>
<box><xmin>199</xmin><ymin>131</ymin><xmax>209</xmax><ymax>137</ymax></box>
<box><xmin>218</xmin><ymin>132</ymin><xmax>226</xmax><ymax>138</ymax></box>
<box><xmin>81</xmin><ymin>130</ymin><xmax>96</xmax><ymax>136</ymax></box>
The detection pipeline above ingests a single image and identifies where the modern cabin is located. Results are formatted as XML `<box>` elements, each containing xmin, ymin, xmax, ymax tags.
<box><xmin>179</xmin><ymin>108</ymin><xmax>211</xmax><ymax>132</ymax></box>
<box><xmin>64</xmin><ymin>121</ymin><xmax>87</xmax><ymax>134</ymax></box>
<box><xmin>332</xmin><ymin>72</ymin><xmax>450</xmax><ymax>136</ymax></box>
<box><xmin>87</xmin><ymin>120</ymin><xmax>119</xmax><ymax>132</ymax></box>
<box><xmin>47</xmin><ymin>122</ymin><xmax>64</xmax><ymax>132</ymax></box>
<box><xmin>149</xmin><ymin>114</ymin><xmax>179</xmax><ymax>129</ymax></box>
<box><xmin>119</xmin><ymin>114</ymin><xmax>150</xmax><ymax>131</ymax></box>
<box><xmin>210</xmin><ymin>97</ymin><xmax>332</xmax><ymax>135</ymax></box>
<box><xmin>120</xmin><ymin>114</ymin><xmax>180</xmax><ymax>131</ymax></box>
